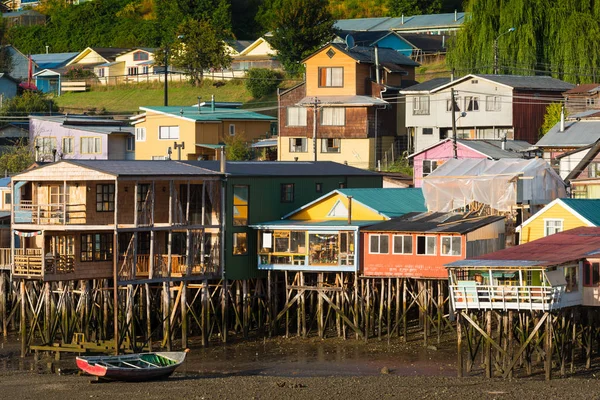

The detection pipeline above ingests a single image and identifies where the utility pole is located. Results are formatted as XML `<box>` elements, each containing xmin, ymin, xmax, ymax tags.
<box><xmin>164</xmin><ymin>45</ymin><xmax>169</xmax><ymax>106</ymax></box>
<box><xmin>451</xmin><ymin>88</ymin><xmax>458</xmax><ymax>159</ymax></box>
<box><xmin>312</xmin><ymin>97</ymin><xmax>321</xmax><ymax>162</ymax></box>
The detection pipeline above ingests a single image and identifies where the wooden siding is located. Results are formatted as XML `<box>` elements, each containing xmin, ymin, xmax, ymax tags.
<box><xmin>513</xmin><ymin>89</ymin><xmax>563</xmax><ymax>144</ymax></box>
<box><xmin>520</xmin><ymin>201</ymin><xmax>592</xmax><ymax>244</ymax></box>
<box><xmin>305</xmin><ymin>46</ymin><xmax>359</xmax><ymax>96</ymax></box>
<box><xmin>279</xmin><ymin>83</ymin><xmax>309</xmax><ymax>139</ymax></box>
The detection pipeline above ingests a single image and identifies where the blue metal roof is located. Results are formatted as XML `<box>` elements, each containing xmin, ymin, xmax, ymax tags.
<box><xmin>31</xmin><ymin>52</ymin><xmax>78</xmax><ymax>69</ymax></box>
<box><xmin>335</xmin><ymin>12</ymin><xmax>466</xmax><ymax>32</ymax></box>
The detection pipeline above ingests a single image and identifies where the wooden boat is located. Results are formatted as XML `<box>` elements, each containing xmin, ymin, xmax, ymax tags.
<box><xmin>76</xmin><ymin>352</ymin><xmax>186</xmax><ymax>381</ymax></box>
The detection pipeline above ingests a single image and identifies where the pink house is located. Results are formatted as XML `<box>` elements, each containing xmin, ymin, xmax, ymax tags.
<box><xmin>409</xmin><ymin>138</ymin><xmax>531</xmax><ymax>187</ymax></box>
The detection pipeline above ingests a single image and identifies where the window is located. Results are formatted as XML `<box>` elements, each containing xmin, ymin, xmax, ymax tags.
<box><xmin>422</xmin><ymin>128</ymin><xmax>433</xmax><ymax>135</ymax></box>
<box><xmin>281</xmin><ymin>183</ymin><xmax>294</xmax><ymax>203</ymax></box>
<box><xmin>486</xmin><ymin>96</ymin><xmax>502</xmax><ymax>111</ymax></box>
<box><xmin>446</xmin><ymin>97</ymin><xmax>460</xmax><ymax>112</ymax></box>
<box><xmin>4</xmin><ymin>192</ymin><xmax>10</xmax><ymax>205</ymax></box>
<box><xmin>233</xmin><ymin>185</ymin><xmax>249</xmax><ymax>226</ymax></box>
<box><xmin>142</xmin><ymin>66</ymin><xmax>149</xmax><ymax>74</ymax></box>
<box><xmin>587</xmin><ymin>98</ymin><xmax>595</xmax><ymax>106</ymax></box>
<box><xmin>413</xmin><ymin>96</ymin><xmax>430</xmax><ymax>115</ymax></box>
<box><xmin>135</xmin><ymin>127</ymin><xmax>146</xmax><ymax>141</ymax></box>
<box><xmin>422</xmin><ymin>160</ymin><xmax>438</xmax><ymax>177</ymax></box>
<box><xmin>137</xmin><ymin>184</ymin><xmax>149</xmax><ymax>212</ymax></box>
<box><xmin>315</xmin><ymin>183</ymin><xmax>322</xmax><ymax>193</ymax></box>
<box><xmin>290</xmin><ymin>138</ymin><xmax>307</xmax><ymax>153</ymax></box>
<box><xmin>62</xmin><ymin>137</ymin><xmax>74</xmax><ymax>154</ymax></box>
<box><xmin>81</xmin><ymin>233</ymin><xmax>113</xmax><ymax>262</ymax></box>
<box><xmin>416</xmin><ymin>236</ymin><xmax>436</xmax><ymax>255</ymax></box>
<box><xmin>565</xmin><ymin>265</ymin><xmax>578</xmax><ymax>293</ymax></box>
<box><xmin>228</xmin><ymin>124</ymin><xmax>235</xmax><ymax>136</ymax></box>
<box><xmin>369</xmin><ymin>234</ymin><xmax>389</xmax><ymax>254</ymax></box>
<box><xmin>126</xmin><ymin>136</ymin><xmax>135</xmax><ymax>152</ymax></box>
<box><xmin>287</xmin><ymin>107</ymin><xmax>307</xmax><ymax>126</ymax></box>
<box><xmin>133</xmin><ymin>51</ymin><xmax>149</xmax><ymax>61</ymax></box>
<box><xmin>318</xmin><ymin>67</ymin><xmax>343</xmax><ymax>87</ymax></box>
<box><xmin>584</xmin><ymin>262</ymin><xmax>600</xmax><ymax>286</ymax></box>
<box><xmin>441</xmin><ymin>236</ymin><xmax>461</xmax><ymax>256</ymax></box>
<box><xmin>321</xmin><ymin>107</ymin><xmax>345</xmax><ymax>126</ymax></box>
<box><xmin>49</xmin><ymin>185</ymin><xmax>69</xmax><ymax>206</ymax></box>
<box><xmin>127</xmin><ymin>67</ymin><xmax>139</xmax><ymax>76</ymax></box>
<box><xmin>159</xmin><ymin>126</ymin><xmax>179</xmax><ymax>140</ymax></box>
<box><xmin>97</xmin><ymin>68</ymin><xmax>105</xmax><ymax>78</ymax></box>
<box><xmin>544</xmin><ymin>219</ymin><xmax>563</xmax><ymax>236</ymax></box>
<box><xmin>465</xmin><ymin>96</ymin><xmax>479</xmax><ymax>111</ymax></box>
<box><xmin>81</xmin><ymin>137</ymin><xmax>101</xmax><ymax>154</ymax></box>
<box><xmin>393</xmin><ymin>235</ymin><xmax>412</xmax><ymax>254</ymax></box>
<box><xmin>96</xmin><ymin>184</ymin><xmax>115</xmax><ymax>212</ymax></box>
<box><xmin>36</xmin><ymin>137</ymin><xmax>57</xmax><ymax>157</ymax></box>
<box><xmin>233</xmin><ymin>232</ymin><xmax>247</xmax><ymax>255</ymax></box>
<box><xmin>321</xmin><ymin>138</ymin><xmax>341</xmax><ymax>153</ymax></box>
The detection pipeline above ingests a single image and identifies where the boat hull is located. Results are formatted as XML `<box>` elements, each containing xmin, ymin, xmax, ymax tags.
<box><xmin>76</xmin><ymin>352</ymin><xmax>186</xmax><ymax>382</ymax></box>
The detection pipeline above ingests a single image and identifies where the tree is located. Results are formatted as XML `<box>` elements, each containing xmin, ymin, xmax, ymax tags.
<box><xmin>258</xmin><ymin>0</ymin><xmax>335</xmax><ymax>75</ymax></box>
<box><xmin>0</xmin><ymin>141</ymin><xmax>34</xmax><ymax>174</ymax></box>
<box><xmin>223</xmin><ymin>133</ymin><xmax>252</xmax><ymax>161</ymax></box>
<box><xmin>540</xmin><ymin>103</ymin><xmax>566</xmax><ymax>138</ymax></box>
<box><xmin>162</xmin><ymin>19</ymin><xmax>232</xmax><ymax>87</ymax></box>
<box><xmin>387</xmin><ymin>0</ymin><xmax>442</xmax><ymax>16</ymax></box>
<box><xmin>245</xmin><ymin>68</ymin><xmax>283</xmax><ymax>98</ymax></box>
<box><xmin>0</xmin><ymin>91</ymin><xmax>59</xmax><ymax>116</ymax></box>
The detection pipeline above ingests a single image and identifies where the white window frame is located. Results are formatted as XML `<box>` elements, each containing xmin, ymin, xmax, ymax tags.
<box><xmin>159</xmin><ymin>126</ymin><xmax>179</xmax><ymax>140</ymax></box>
<box><xmin>392</xmin><ymin>235</ymin><xmax>413</xmax><ymax>255</ymax></box>
<box><xmin>80</xmin><ymin>137</ymin><xmax>101</xmax><ymax>154</ymax></box>
<box><xmin>127</xmin><ymin>66</ymin><xmax>139</xmax><ymax>76</ymax></box>
<box><xmin>135</xmin><ymin>127</ymin><xmax>146</xmax><ymax>142</ymax></box>
<box><xmin>97</xmin><ymin>68</ymin><xmax>105</xmax><ymax>78</ymax></box>
<box><xmin>319</xmin><ymin>67</ymin><xmax>343</xmax><ymax>87</ymax></box>
<box><xmin>321</xmin><ymin>138</ymin><xmax>341</xmax><ymax>153</ymax></box>
<box><xmin>286</xmin><ymin>107</ymin><xmax>307</xmax><ymax>127</ymax></box>
<box><xmin>446</xmin><ymin>97</ymin><xmax>460</xmax><ymax>112</ymax></box>
<box><xmin>422</xmin><ymin>160</ymin><xmax>438</xmax><ymax>177</ymax></box>
<box><xmin>369</xmin><ymin>234</ymin><xmax>389</xmax><ymax>254</ymax></box>
<box><xmin>62</xmin><ymin>137</ymin><xmax>74</xmax><ymax>154</ymax></box>
<box><xmin>413</xmin><ymin>96</ymin><xmax>430</xmax><ymax>115</ymax></box>
<box><xmin>465</xmin><ymin>96</ymin><xmax>480</xmax><ymax>112</ymax></box>
<box><xmin>544</xmin><ymin>219</ymin><xmax>563</xmax><ymax>236</ymax></box>
<box><xmin>416</xmin><ymin>235</ymin><xmax>437</xmax><ymax>256</ymax></box>
<box><xmin>321</xmin><ymin>107</ymin><xmax>345</xmax><ymax>126</ymax></box>
<box><xmin>289</xmin><ymin>138</ymin><xmax>307</xmax><ymax>153</ymax></box>
<box><xmin>441</xmin><ymin>236</ymin><xmax>462</xmax><ymax>256</ymax></box>
<box><xmin>486</xmin><ymin>95</ymin><xmax>501</xmax><ymax>111</ymax></box>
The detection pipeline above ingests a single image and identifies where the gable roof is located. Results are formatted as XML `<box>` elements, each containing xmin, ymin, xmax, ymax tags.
<box><xmin>325</xmin><ymin>43</ymin><xmax>419</xmax><ymax>67</ymax></box>
<box><xmin>227</xmin><ymin>40</ymin><xmax>254</xmax><ymax>54</ymax></box>
<box><xmin>517</xmin><ymin>198</ymin><xmax>600</xmax><ymax>233</ymax></box>
<box><xmin>536</xmin><ymin>119</ymin><xmax>600</xmax><ymax>147</ymax></box>
<box><xmin>447</xmin><ymin>227</ymin><xmax>600</xmax><ymax>268</ymax></box>
<box><xmin>139</xmin><ymin>106</ymin><xmax>276</xmax><ymax>122</ymax></box>
<box><xmin>401</xmin><ymin>78</ymin><xmax>451</xmax><ymax>93</ymax></box>
<box><xmin>564</xmin><ymin>84</ymin><xmax>600</xmax><ymax>95</ymax></box>
<box><xmin>409</xmin><ymin>138</ymin><xmax>530</xmax><ymax>159</ymax></box>
<box><xmin>563</xmin><ymin>140</ymin><xmax>600</xmax><ymax>182</ymax></box>
<box><xmin>183</xmin><ymin>161</ymin><xmax>379</xmax><ymax>177</ymax></box>
<box><xmin>66</xmin><ymin>47</ymin><xmax>130</xmax><ymax>66</ymax></box>
<box><xmin>40</xmin><ymin>160</ymin><xmax>222</xmax><ymax>178</ymax></box>
<box><xmin>334</xmin><ymin>12</ymin><xmax>466</xmax><ymax>32</ymax></box>
<box><xmin>335</xmin><ymin>30</ymin><xmax>413</xmax><ymax>48</ymax></box>
<box><xmin>428</xmin><ymin>74</ymin><xmax>574</xmax><ymax>93</ymax></box>
<box><xmin>363</xmin><ymin>212</ymin><xmax>504</xmax><ymax>233</ymax></box>
<box><xmin>238</xmin><ymin>37</ymin><xmax>276</xmax><ymax>57</ymax></box>
<box><xmin>31</xmin><ymin>52</ymin><xmax>78</xmax><ymax>69</ymax></box>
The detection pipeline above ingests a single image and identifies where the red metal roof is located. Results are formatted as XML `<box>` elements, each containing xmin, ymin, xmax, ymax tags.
<box><xmin>472</xmin><ymin>227</ymin><xmax>600</xmax><ymax>265</ymax></box>
<box><xmin>564</xmin><ymin>84</ymin><xmax>600</xmax><ymax>94</ymax></box>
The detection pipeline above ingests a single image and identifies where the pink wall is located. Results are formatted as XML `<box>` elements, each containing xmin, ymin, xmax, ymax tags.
<box><xmin>412</xmin><ymin>140</ymin><xmax>488</xmax><ymax>187</ymax></box>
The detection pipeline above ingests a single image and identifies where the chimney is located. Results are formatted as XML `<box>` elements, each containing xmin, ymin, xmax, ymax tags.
<box><xmin>374</xmin><ymin>45</ymin><xmax>380</xmax><ymax>84</ymax></box>
<box><xmin>401</xmin><ymin>14</ymin><xmax>404</xmax><ymax>25</ymax></box>
<box><xmin>501</xmin><ymin>136</ymin><xmax>506</xmax><ymax>150</ymax></box>
<box><xmin>211</xmin><ymin>94</ymin><xmax>215</xmax><ymax>112</ymax></box>
<box><xmin>220</xmin><ymin>145</ymin><xmax>226</xmax><ymax>173</ymax></box>
<box><xmin>455</xmin><ymin>10</ymin><xmax>457</xmax><ymax>22</ymax></box>
<box><xmin>560</xmin><ymin>106</ymin><xmax>565</xmax><ymax>132</ymax></box>
<box><xmin>347</xmin><ymin>196</ymin><xmax>353</xmax><ymax>225</ymax></box>
<box><xmin>442</xmin><ymin>35</ymin><xmax>445</xmax><ymax>48</ymax></box>
<box><xmin>450</xmin><ymin>68</ymin><xmax>455</xmax><ymax>82</ymax></box>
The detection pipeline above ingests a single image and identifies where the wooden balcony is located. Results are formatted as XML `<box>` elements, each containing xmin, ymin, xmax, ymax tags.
<box><xmin>14</xmin><ymin>201</ymin><xmax>86</xmax><ymax>225</ymax></box>
<box><xmin>118</xmin><ymin>253</ymin><xmax>220</xmax><ymax>281</ymax></box>
<box><xmin>14</xmin><ymin>249</ymin><xmax>43</xmax><ymax>277</ymax></box>
<box><xmin>0</xmin><ymin>248</ymin><xmax>10</xmax><ymax>271</ymax></box>
<box><xmin>449</xmin><ymin>284</ymin><xmax>564</xmax><ymax>311</ymax></box>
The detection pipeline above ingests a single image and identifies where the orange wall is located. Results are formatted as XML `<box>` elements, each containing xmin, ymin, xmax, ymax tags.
<box><xmin>361</xmin><ymin>232</ymin><xmax>463</xmax><ymax>279</ymax></box>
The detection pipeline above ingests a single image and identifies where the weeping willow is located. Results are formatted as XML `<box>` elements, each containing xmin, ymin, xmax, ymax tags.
<box><xmin>446</xmin><ymin>0</ymin><xmax>600</xmax><ymax>83</ymax></box>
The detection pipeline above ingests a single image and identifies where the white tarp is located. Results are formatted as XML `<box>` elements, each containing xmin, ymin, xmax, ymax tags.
<box><xmin>422</xmin><ymin>158</ymin><xmax>567</xmax><ymax>212</ymax></box>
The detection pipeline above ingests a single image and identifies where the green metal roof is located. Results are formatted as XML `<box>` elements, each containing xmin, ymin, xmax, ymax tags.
<box><xmin>337</xmin><ymin>188</ymin><xmax>427</xmax><ymax>218</ymax></box>
<box><xmin>561</xmin><ymin>198</ymin><xmax>600</xmax><ymax>226</ymax></box>
<box><xmin>142</xmin><ymin>106</ymin><xmax>276</xmax><ymax>122</ymax></box>
<box><xmin>250</xmin><ymin>220</ymin><xmax>381</xmax><ymax>228</ymax></box>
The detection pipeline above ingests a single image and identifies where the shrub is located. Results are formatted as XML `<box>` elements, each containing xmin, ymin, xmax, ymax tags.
<box><xmin>245</xmin><ymin>68</ymin><xmax>283</xmax><ymax>98</ymax></box>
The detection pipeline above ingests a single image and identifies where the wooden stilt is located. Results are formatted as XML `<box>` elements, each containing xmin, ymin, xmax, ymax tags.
<box><xmin>181</xmin><ymin>281</ymin><xmax>187</xmax><ymax>348</ymax></box>
<box><xmin>222</xmin><ymin>279</ymin><xmax>228</xmax><ymax>343</ymax></box>
<box><xmin>0</xmin><ymin>272</ymin><xmax>6</xmax><ymax>338</ymax></box>
<box><xmin>145</xmin><ymin>283</ymin><xmax>152</xmax><ymax>351</ymax></box>
<box><xmin>402</xmin><ymin>279</ymin><xmax>407</xmax><ymax>342</ymax></box>
<box><xmin>485</xmin><ymin>310</ymin><xmax>492</xmax><ymax>378</ymax></box>
<box><xmin>163</xmin><ymin>282</ymin><xmax>171</xmax><ymax>351</ymax></box>
<box><xmin>457</xmin><ymin>311</ymin><xmax>463</xmax><ymax>378</ymax></box>
<box><xmin>20</xmin><ymin>280</ymin><xmax>26</xmax><ymax>357</ymax></box>
<box><xmin>545</xmin><ymin>312</ymin><xmax>553</xmax><ymax>381</ymax></box>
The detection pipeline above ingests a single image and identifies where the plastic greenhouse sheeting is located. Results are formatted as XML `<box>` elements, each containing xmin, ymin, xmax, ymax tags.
<box><xmin>422</xmin><ymin>158</ymin><xmax>567</xmax><ymax>212</ymax></box>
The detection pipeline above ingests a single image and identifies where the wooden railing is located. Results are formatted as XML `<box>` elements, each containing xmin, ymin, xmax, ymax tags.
<box><xmin>118</xmin><ymin>253</ymin><xmax>220</xmax><ymax>280</ymax></box>
<box><xmin>13</xmin><ymin>248</ymin><xmax>43</xmax><ymax>276</ymax></box>
<box><xmin>14</xmin><ymin>201</ymin><xmax>87</xmax><ymax>225</ymax></box>
<box><xmin>0</xmin><ymin>248</ymin><xmax>10</xmax><ymax>270</ymax></box>
<box><xmin>449</xmin><ymin>284</ymin><xmax>564</xmax><ymax>311</ymax></box>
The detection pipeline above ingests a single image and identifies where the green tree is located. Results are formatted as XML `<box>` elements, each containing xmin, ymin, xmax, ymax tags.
<box><xmin>0</xmin><ymin>141</ymin><xmax>34</xmax><ymax>174</ymax></box>
<box><xmin>245</xmin><ymin>68</ymin><xmax>283</xmax><ymax>98</ymax></box>
<box><xmin>223</xmin><ymin>133</ymin><xmax>252</xmax><ymax>161</ymax></box>
<box><xmin>0</xmin><ymin>91</ymin><xmax>59</xmax><ymax>116</ymax></box>
<box><xmin>258</xmin><ymin>0</ymin><xmax>335</xmax><ymax>75</ymax></box>
<box><xmin>160</xmin><ymin>19</ymin><xmax>232</xmax><ymax>87</ymax></box>
<box><xmin>540</xmin><ymin>103</ymin><xmax>566</xmax><ymax>138</ymax></box>
<box><xmin>387</xmin><ymin>0</ymin><xmax>443</xmax><ymax>16</ymax></box>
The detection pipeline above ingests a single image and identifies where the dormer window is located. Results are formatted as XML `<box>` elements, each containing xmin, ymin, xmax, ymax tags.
<box><xmin>133</xmin><ymin>51</ymin><xmax>149</xmax><ymax>61</ymax></box>
<box><xmin>319</xmin><ymin>67</ymin><xmax>343</xmax><ymax>87</ymax></box>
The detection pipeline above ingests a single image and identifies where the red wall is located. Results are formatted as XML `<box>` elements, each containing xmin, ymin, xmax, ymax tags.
<box><xmin>361</xmin><ymin>232</ymin><xmax>464</xmax><ymax>279</ymax></box>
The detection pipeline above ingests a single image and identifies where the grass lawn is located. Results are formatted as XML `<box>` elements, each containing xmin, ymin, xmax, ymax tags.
<box><xmin>55</xmin><ymin>79</ymin><xmax>285</xmax><ymax>115</ymax></box>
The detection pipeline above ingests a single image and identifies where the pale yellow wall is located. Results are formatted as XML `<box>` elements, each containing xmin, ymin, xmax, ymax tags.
<box><xmin>244</xmin><ymin>39</ymin><xmax>277</xmax><ymax>57</ymax></box>
<box><xmin>135</xmin><ymin>112</ymin><xmax>200</xmax><ymax>160</ymax></box>
<box><xmin>115</xmin><ymin>50</ymin><xmax>155</xmax><ymax>67</ymax></box>
<box><xmin>290</xmin><ymin>192</ymin><xmax>387</xmax><ymax>221</ymax></box>
<box><xmin>72</xmin><ymin>49</ymin><xmax>108</xmax><ymax>65</ymax></box>
<box><xmin>278</xmin><ymin>137</ymin><xmax>375</xmax><ymax>170</ymax></box>
<box><xmin>305</xmin><ymin>45</ymin><xmax>358</xmax><ymax>97</ymax></box>
<box><xmin>519</xmin><ymin>202</ymin><xmax>592</xmax><ymax>244</ymax></box>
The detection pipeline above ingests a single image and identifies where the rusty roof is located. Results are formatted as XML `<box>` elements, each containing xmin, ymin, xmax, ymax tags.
<box><xmin>564</xmin><ymin>84</ymin><xmax>600</xmax><ymax>94</ymax></box>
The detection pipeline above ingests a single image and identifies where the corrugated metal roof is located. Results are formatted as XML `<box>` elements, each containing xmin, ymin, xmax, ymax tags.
<box><xmin>448</xmin><ymin>227</ymin><xmax>600</xmax><ymax>267</ymax></box>
<box><xmin>560</xmin><ymin>198</ymin><xmax>600</xmax><ymax>226</ymax></box>
<box><xmin>401</xmin><ymin>33</ymin><xmax>446</xmax><ymax>51</ymax></box>
<box><xmin>536</xmin><ymin>119</ymin><xmax>600</xmax><ymax>147</ymax></box>
<box><xmin>335</xmin><ymin>31</ymin><xmax>399</xmax><ymax>46</ymax></box>
<box><xmin>401</xmin><ymin>78</ymin><xmax>451</xmax><ymax>92</ymax></box>
<box><xmin>329</xmin><ymin>43</ymin><xmax>420</xmax><ymax>67</ymax></box>
<box><xmin>337</xmin><ymin>188</ymin><xmax>427</xmax><ymax>218</ymax></box>
<box><xmin>565</xmin><ymin>84</ymin><xmax>600</xmax><ymax>94</ymax></box>
<box><xmin>457</xmin><ymin>139</ymin><xmax>528</xmax><ymax>159</ymax></box>
<box><xmin>446</xmin><ymin>259</ymin><xmax>545</xmax><ymax>268</ymax></box>
<box><xmin>251</xmin><ymin>139</ymin><xmax>277</xmax><ymax>148</ymax></box>
<box><xmin>334</xmin><ymin>13</ymin><xmax>466</xmax><ymax>32</ymax></box>
<box><xmin>142</xmin><ymin>106</ymin><xmax>275</xmax><ymax>121</ymax></box>
<box><xmin>66</xmin><ymin>160</ymin><xmax>222</xmax><ymax>177</ymax></box>
<box><xmin>334</xmin><ymin>17</ymin><xmax>391</xmax><ymax>32</ymax></box>
<box><xmin>363</xmin><ymin>212</ymin><xmax>504</xmax><ymax>233</ymax></box>
<box><xmin>183</xmin><ymin>161</ymin><xmax>379</xmax><ymax>177</ymax></box>
<box><xmin>31</xmin><ymin>52</ymin><xmax>78</xmax><ymax>69</ymax></box>
<box><xmin>476</xmin><ymin>75</ymin><xmax>575</xmax><ymax>91</ymax></box>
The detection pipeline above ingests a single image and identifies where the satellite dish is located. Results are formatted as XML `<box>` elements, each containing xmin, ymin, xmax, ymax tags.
<box><xmin>345</xmin><ymin>34</ymin><xmax>355</xmax><ymax>50</ymax></box>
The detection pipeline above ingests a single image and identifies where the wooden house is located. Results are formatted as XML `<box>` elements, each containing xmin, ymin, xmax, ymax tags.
<box><xmin>251</xmin><ymin>188</ymin><xmax>426</xmax><ymax>273</ymax></box>
<box><xmin>65</xmin><ymin>47</ymin><xmax>130</xmax><ymax>70</ymax></box>
<box><xmin>94</xmin><ymin>48</ymin><xmax>158</xmax><ymax>85</ymax></box>
<box><xmin>132</xmin><ymin>104</ymin><xmax>276</xmax><ymax>161</ymax></box>
<box><xmin>446</xmin><ymin>227</ymin><xmax>600</xmax><ymax>311</ymax></box>
<box><xmin>231</xmin><ymin>37</ymin><xmax>280</xmax><ymax>71</ymax></box>
<box><xmin>278</xmin><ymin>42</ymin><xmax>419</xmax><ymax>169</ymax></box>
<box><xmin>563</xmin><ymin>84</ymin><xmax>600</xmax><ymax>115</ymax></box>
<box><xmin>362</xmin><ymin>212</ymin><xmax>505</xmax><ymax>279</ymax></box>
<box><xmin>10</xmin><ymin>160</ymin><xmax>223</xmax><ymax>283</ymax></box>
<box><xmin>517</xmin><ymin>198</ymin><xmax>600</xmax><ymax>244</ymax></box>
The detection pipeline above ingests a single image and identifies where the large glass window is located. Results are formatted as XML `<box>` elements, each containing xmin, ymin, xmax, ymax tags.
<box><xmin>565</xmin><ymin>265</ymin><xmax>578</xmax><ymax>293</ymax></box>
<box><xmin>465</xmin><ymin>96</ymin><xmax>480</xmax><ymax>111</ymax></box>
<box><xmin>287</xmin><ymin>107</ymin><xmax>307</xmax><ymax>126</ymax></box>
<box><xmin>319</xmin><ymin>67</ymin><xmax>343</xmax><ymax>87</ymax></box>
<box><xmin>309</xmin><ymin>233</ymin><xmax>339</xmax><ymax>264</ymax></box>
<box><xmin>36</xmin><ymin>137</ymin><xmax>57</xmax><ymax>158</ymax></box>
<box><xmin>417</xmin><ymin>236</ymin><xmax>436</xmax><ymax>255</ymax></box>
<box><xmin>233</xmin><ymin>185</ymin><xmax>249</xmax><ymax>226</ymax></box>
<box><xmin>81</xmin><ymin>233</ymin><xmax>113</xmax><ymax>262</ymax></box>
<box><xmin>135</xmin><ymin>127</ymin><xmax>146</xmax><ymax>141</ymax></box>
<box><xmin>321</xmin><ymin>107</ymin><xmax>345</xmax><ymax>126</ymax></box>
<box><xmin>133</xmin><ymin>51</ymin><xmax>149</xmax><ymax>61</ymax></box>
<box><xmin>584</xmin><ymin>262</ymin><xmax>600</xmax><ymax>286</ymax></box>
<box><xmin>137</xmin><ymin>184</ymin><xmax>149</xmax><ymax>212</ymax></box>
<box><xmin>393</xmin><ymin>235</ymin><xmax>412</xmax><ymax>254</ymax></box>
<box><xmin>369</xmin><ymin>234</ymin><xmax>389</xmax><ymax>254</ymax></box>
<box><xmin>441</xmin><ymin>236</ymin><xmax>461</xmax><ymax>256</ymax></box>
<box><xmin>96</xmin><ymin>184</ymin><xmax>115</xmax><ymax>212</ymax></box>
<box><xmin>62</xmin><ymin>137</ymin><xmax>74</xmax><ymax>154</ymax></box>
